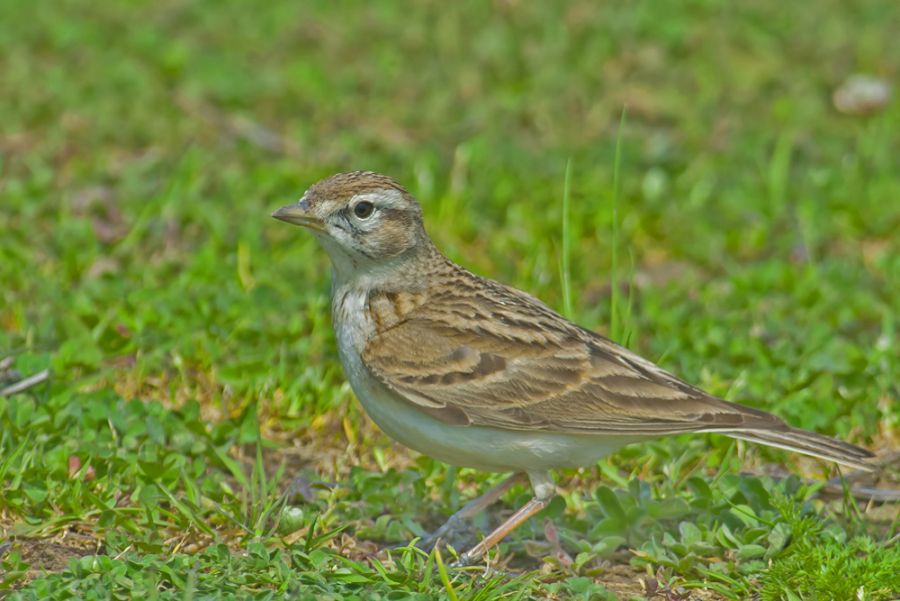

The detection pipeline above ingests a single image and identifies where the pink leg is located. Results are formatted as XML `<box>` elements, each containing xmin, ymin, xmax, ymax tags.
<box><xmin>457</xmin><ymin>471</ymin><xmax>556</xmax><ymax>565</ymax></box>
<box><xmin>419</xmin><ymin>472</ymin><xmax>526</xmax><ymax>550</ymax></box>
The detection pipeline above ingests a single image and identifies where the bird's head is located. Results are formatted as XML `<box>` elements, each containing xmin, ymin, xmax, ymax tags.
<box><xmin>273</xmin><ymin>171</ymin><xmax>431</xmax><ymax>280</ymax></box>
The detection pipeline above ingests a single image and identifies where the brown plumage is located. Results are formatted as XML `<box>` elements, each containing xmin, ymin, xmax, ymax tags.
<box><xmin>273</xmin><ymin>170</ymin><xmax>876</xmax><ymax>564</ymax></box>
<box><xmin>360</xmin><ymin>265</ymin><xmax>873</xmax><ymax>469</ymax></box>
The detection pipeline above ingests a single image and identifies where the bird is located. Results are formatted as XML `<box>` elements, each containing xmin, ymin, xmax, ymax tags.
<box><xmin>272</xmin><ymin>170</ymin><xmax>875</xmax><ymax>565</ymax></box>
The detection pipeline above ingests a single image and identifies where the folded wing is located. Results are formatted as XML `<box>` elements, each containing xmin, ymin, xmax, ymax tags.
<box><xmin>363</xmin><ymin>282</ymin><xmax>782</xmax><ymax>435</ymax></box>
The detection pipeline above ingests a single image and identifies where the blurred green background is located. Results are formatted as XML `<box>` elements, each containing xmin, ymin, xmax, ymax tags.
<box><xmin>1</xmin><ymin>1</ymin><xmax>898</xmax><ymax>599</ymax></box>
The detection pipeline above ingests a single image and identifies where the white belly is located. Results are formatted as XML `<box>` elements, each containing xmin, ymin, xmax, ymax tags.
<box><xmin>338</xmin><ymin>334</ymin><xmax>635</xmax><ymax>471</ymax></box>
<box><xmin>355</xmin><ymin>372</ymin><xmax>637</xmax><ymax>472</ymax></box>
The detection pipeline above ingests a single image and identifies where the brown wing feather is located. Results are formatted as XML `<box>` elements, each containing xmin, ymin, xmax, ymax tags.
<box><xmin>362</xmin><ymin>279</ymin><xmax>784</xmax><ymax>436</ymax></box>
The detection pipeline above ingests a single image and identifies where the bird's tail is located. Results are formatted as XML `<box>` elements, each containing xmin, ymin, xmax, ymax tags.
<box><xmin>728</xmin><ymin>427</ymin><xmax>875</xmax><ymax>472</ymax></box>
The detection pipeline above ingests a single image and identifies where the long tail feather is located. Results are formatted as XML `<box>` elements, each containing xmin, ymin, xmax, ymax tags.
<box><xmin>728</xmin><ymin>427</ymin><xmax>875</xmax><ymax>472</ymax></box>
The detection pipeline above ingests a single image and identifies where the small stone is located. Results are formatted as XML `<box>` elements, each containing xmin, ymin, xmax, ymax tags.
<box><xmin>833</xmin><ymin>75</ymin><xmax>892</xmax><ymax>115</ymax></box>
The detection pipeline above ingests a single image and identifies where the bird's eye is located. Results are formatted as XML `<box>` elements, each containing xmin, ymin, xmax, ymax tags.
<box><xmin>353</xmin><ymin>201</ymin><xmax>375</xmax><ymax>219</ymax></box>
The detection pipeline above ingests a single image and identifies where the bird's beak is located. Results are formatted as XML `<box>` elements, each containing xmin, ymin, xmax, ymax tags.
<box><xmin>271</xmin><ymin>203</ymin><xmax>325</xmax><ymax>231</ymax></box>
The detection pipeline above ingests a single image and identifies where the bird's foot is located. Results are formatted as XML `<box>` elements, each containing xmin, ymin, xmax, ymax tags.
<box><xmin>388</xmin><ymin>516</ymin><xmax>479</xmax><ymax>554</ymax></box>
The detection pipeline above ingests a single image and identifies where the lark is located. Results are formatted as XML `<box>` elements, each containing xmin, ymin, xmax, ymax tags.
<box><xmin>273</xmin><ymin>171</ymin><xmax>874</xmax><ymax>565</ymax></box>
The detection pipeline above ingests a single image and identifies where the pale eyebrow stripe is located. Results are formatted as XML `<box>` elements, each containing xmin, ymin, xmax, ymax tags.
<box><xmin>350</xmin><ymin>189</ymin><xmax>405</xmax><ymax>209</ymax></box>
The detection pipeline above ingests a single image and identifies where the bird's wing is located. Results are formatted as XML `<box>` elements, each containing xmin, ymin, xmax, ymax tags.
<box><xmin>362</xmin><ymin>281</ymin><xmax>784</xmax><ymax>435</ymax></box>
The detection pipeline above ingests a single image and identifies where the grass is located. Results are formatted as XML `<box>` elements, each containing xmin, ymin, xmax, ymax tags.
<box><xmin>1</xmin><ymin>0</ymin><xmax>899</xmax><ymax>599</ymax></box>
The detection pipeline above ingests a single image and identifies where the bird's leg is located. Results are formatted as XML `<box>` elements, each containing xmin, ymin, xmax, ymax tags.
<box><xmin>456</xmin><ymin>471</ymin><xmax>556</xmax><ymax>566</ymax></box>
<box><xmin>417</xmin><ymin>472</ymin><xmax>526</xmax><ymax>551</ymax></box>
